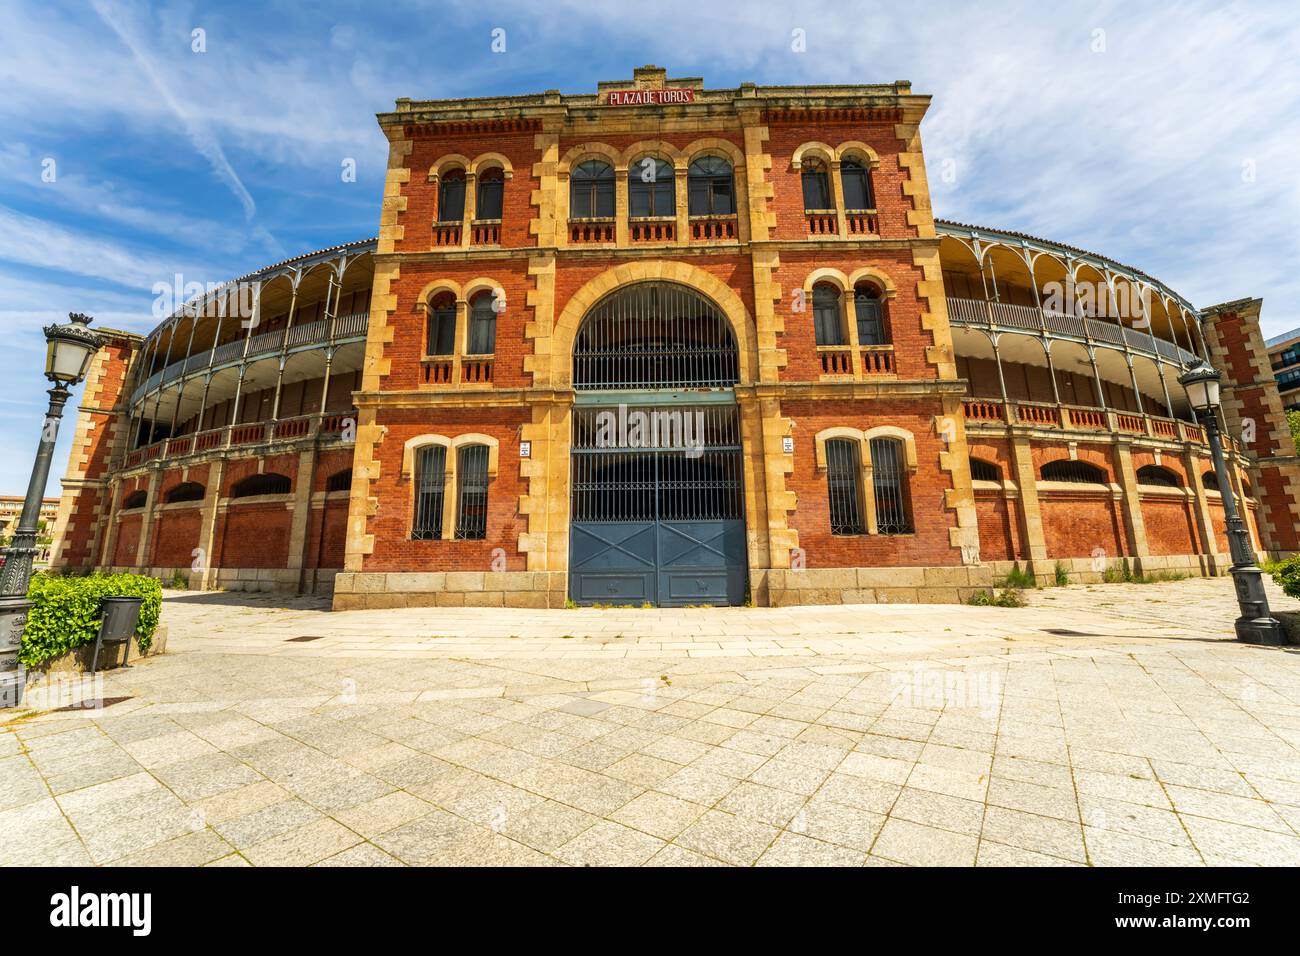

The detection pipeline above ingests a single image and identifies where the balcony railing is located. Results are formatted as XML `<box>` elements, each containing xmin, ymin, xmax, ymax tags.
<box><xmin>845</xmin><ymin>210</ymin><xmax>879</xmax><ymax>235</ymax></box>
<box><xmin>805</xmin><ymin>211</ymin><xmax>837</xmax><ymax>236</ymax></box>
<box><xmin>569</xmin><ymin>218</ymin><xmax>615</xmax><ymax>243</ymax></box>
<box><xmin>947</xmin><ymin>296</ymin><xmax>1197</xmax><ymax>366</ymax></box>
<box><xmin>432</xmin><ymin>222</ymin><xmax>462</xmax><ymax>246</ymax></box>
<box><xmin>629</xmin><ymin>217</ymin><xmax>675</xmax><ymax>243</ymax></box>
<box><xmin>471</xmin><ymin>219</ymin><xmax>501</xmax><ymax>245</ymax></box>
<box><xmin>689</xmin><ymin>215</ymin><xmax>737</xmax><ymax>241</ymax></box>
<box><xmin>961</xmin><ymin>397</ymin><xmax>1208</xmax><ymax>445</ymax></box>
<box><xmin>131</xmin><ymin>312</ymin><xmax>369</xmax><ymax>406</ymax></box>
<box><xmin>120</xmin><ymin>411</ymin><xmax>357</xmax><ymax>471</ymax></box>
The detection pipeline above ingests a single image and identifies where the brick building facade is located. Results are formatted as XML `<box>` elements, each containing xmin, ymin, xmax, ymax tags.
<box><xmin>46</xmin><ymin>68</ymin><xmax>1300</xmax><ymax>608</ymax></box>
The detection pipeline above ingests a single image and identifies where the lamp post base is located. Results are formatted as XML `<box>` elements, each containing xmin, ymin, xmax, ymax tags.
<box><xmin>0</xmin><ymin>595</ymin><xmax>31</xmax><ymax>708</ymax></box>
<box><xmin>1234</xmin><ymin>616</ymin><xmax>1287</xmax><ymax>646</ymax></box>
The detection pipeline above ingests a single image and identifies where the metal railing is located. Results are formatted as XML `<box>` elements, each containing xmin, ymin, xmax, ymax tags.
<box><xmin>130</xmin><ymin>312</ymin><xmax>368</xmax><ymax>406</ymax></box>
<box><xmin>960</xmin><ymin>396</ymin><xmax>1210</xmax><ymax>445</ymax></box>
<box><xmin>947</xmin><ymin>297</ymin><xmax>1197</xmax><ymax>365</ymax></box>
<box><xmin>120</xmin><ymin>411</ymin><xmax>358</xmax><ymax>471</ymax></box>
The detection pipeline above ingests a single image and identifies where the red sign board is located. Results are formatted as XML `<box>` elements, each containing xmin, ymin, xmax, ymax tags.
<box><xmin>606</xmin><ymin>88</ymin><xmax>695</xmax><ymax>106</ymax></box>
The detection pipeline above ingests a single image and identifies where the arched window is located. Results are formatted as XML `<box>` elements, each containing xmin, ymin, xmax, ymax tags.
<box><xmin>427</xmin><ymin>292</ymin><xmax>456</xmax><ymax>357</ymax></box>
<box><xmin>164</xmin><ymin>482</ymin><xmax>205</xmax><ymax>504</ymax></box>
<box><xmin>813</xmin><ymin>283</ymin><xmax>845</xmax><ymax>346</ymax></box>
<box><xmin>826</xmin><ymin>438</ymin><xmax>864</xmax><ymax>535</ymax></box>
<box><xmin>412</xmin><ymin>445</ymin><xmax>446</xmax><ymax>540</ymax></box>
<box><xmin>870</xmin><ymin>438</ymin><xmax>912</xmax><ymax>534</ymax></box>
<box><xmin>841</xmin><ymin>158</ymin><xmax>874</xmax><ymax>210</ymax></box>
<box><xmin>122</xmin><ymin>490</ymin><xmax>148</xmax><ymax>510</ymax></box>
<box><xmin>801</xmin><ymin>157</ymin><xmax>832</xmax><ymax>210</ymax></box>
<box><xmin>467</xmin><ymin>291</ymin><xmax>497</xmax><ymax>356</ymax></box>
<box><xmin>969</xmin><ymin>458</ymin><xmax>1001</xmax><ymax>482</ymax></box>
<box><xmin>1201</xmin><ymin>470</ymin><xmax>1221</xmax><ymax>492</ymax></box>
<box><xmin>231</xmin><ymin>473</ymin><xmax>291</xmax><ymax>498</ymax></box>
<box><xmin>325</xmin><ymin>469</ymin><xmax>352</xmax><ymax>492</ymax></box>
<box><xmin>438</xmin><ymin>169</ymin><xmax>466</xmax><ymax>223</ymax></box>
<box><xmin>629</xmin><ymin>157</ymin><xmax>674</xmax><ymax>217</ymax></box>
<box><xmin>454</xmin><ymin>445</ymin><xmax>489</xmax><ymax>540</ymax></box>
<box><xmin>571</xmin><ymin>160</ymin><xmax>615</xmax><ymax>218</ymax></box>
<box><xmin>476</xmin><ymin>168</ymin><xmax>504</xmax><ymax>220</ymax></box>
<box><xmin>854</xmin><ymin>283</ymin><xmax>888</xmax><ymax>345</ymax></box>
<box><xmin>687</xmin><ymin>156</ymin><xmax>734</xmax><ymax>215</ymax></box>
<box><xmin>573</xmin><ymin>281</ymin><xmax>738</xmax><ymax>390</ymax></box>
<box><xmin>1041</xmin><ymin>459</ymin><xmax>1106</xmax><ymax>484</ymax></box>
<box><xmin>1136</xmin><ymin>464</ymin><xmax>1180</xmax><ymax>487</ymax></box>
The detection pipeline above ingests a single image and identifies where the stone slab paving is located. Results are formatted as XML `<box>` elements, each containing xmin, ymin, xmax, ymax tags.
<box><xmin>3</xmin><ymin>576</ymin><xmax>1300</xmax><ymax>866</ymax></box>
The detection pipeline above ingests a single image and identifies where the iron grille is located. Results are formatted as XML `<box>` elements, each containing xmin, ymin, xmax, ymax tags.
<box><xmin>870</xmin><ymin>438</ymin><xmax>912</xmax><ymax>534</ymax></box>
<box><xmin>454</xmin><ymin>444</ymin><xmax>489</xmax><ymax>540</ymax></box>
<box><xmin>571</xmin><ymin>404</ymin><xmax>742</xmax><ymax>522</ymax></box>
<box><xmin>1041</xmin><ymin>459</ymin><xmax>1106</xmax><ymax>483</ymax></box>
<box><xmin>826</xmin><ymin>439</ymin><xmax>865</xmax><ymax>535</ymax></box>
<box><xmin>573</xmin><ymin>281</ymin><xmax>738</xmax><ymax>390</ymax></box>
<box><xmin>413</xmin><ymin>445</ymin><xmax>446</xmax><ymax>539</ymax></box>
<box><xmin>969</xmin><ymin>457</ymin><xmax>1001</xmax><ymax>482</ymax></box>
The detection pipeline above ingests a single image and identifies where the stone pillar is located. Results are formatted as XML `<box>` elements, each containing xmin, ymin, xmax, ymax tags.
<box><xmin>1008</xmin><ymin>436</ymin><xmax>1048</xmax><ymax>572</ymax></box>
<box><xmin>1112</xmin><ymin>442</ymin><xmax>1151</xmax><ymax>572</ymax></box>
<box><xmin>288</xmin><ymin>447</ymin><xmax>319</xmax><ymax>591</ymax></box>
<box><xmin>1183</xmin><ymin>446</ymin><xmax>1223</xmax><ymax>574</ymax></box>
<box><xmin>98</xmin><ymin>481</ymin><xmax>124</xmax><ymax>571</ymax></box>
<box><xmin>132</xmin><ymin>468</ymin><xmax>163</xmax><ymax>568</ymax></box>
<box><xmin>193</xmin><ymin>460</ymin><xmax>225</xmax><ymax>589</ymax></box>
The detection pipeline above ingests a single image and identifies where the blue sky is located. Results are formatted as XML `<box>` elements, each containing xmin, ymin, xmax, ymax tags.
<box><xmin>2</xmin><ymin>0</ymin><xmax>1298</xmax><ymax>497</ymax></box>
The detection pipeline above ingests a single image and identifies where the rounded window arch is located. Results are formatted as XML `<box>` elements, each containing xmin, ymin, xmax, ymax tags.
<box><xmin>1041</xmin><ymin>459</ymin><xmax>1107</xmax><ymax>484</ymax></box>
<box><xmin>1201</xmin><ymin>470</ymin><xmax>1221</xmax><ymax>491</ymax></box>
<box><xmin>573</xmin><ymin>280</ymin><xmax>738</xmax><ymax>390</ymax></box>
<box><xmin>629</xmin><ymin>156</ymin><xmax>674</xmax><ymax>217</ymax></box>
<box><xmin>476</xmin><ymin>167</ymin><xmax>504</xmax><ymax>220</ymax></box>
<box><xmin>231</xmin><ymin>473</ymin><xmax>292</xmax><ymax>498</ymax></box>
<box><xmin>122</xmin><ymin>490</ymin><xmax>148</xmax><ymax>510</ymax></box>
<box><xmin>853</xmin><ymin>282</ymin><xmax>889</xmax><ymax>345</ymax></box>
<box><xmin>164</xmin><ymin>481</ymin><xmax>205</xmax><ymax>504</ymax></box>
<box><xmin>801</xmin><ymin>157</ymin><xmax>832</xmax><ymax>211</ymax></box>
<box><xmin>325</xmin><ymin>469</ymin><xmax>352</xmax><ymax>492</ymax></box>
<box><xmin>812</xmin><ymin>282</ymin><xmax>845</xmax><ymax>346</ymax></box>
<box><xmin>570</xmin><ymin>160</ymin><xmax>615</xmax><ymax>218</ymax></box>
<box><xmin>438</xmin><ymin>168</ymin><xmax>466</xmax><ymax>223</ymax></box>
<box><xmin>969</xmin><ymin>457</ymin><xmax>1001</xmax><ymax>482</ymax></box>
<box><xmin>426</xmin><ymin>291</ymin><xmax>457</xmax><ymax>357</ymax></box>
<box><xmin>467</xmin><ymin>290</ymin><xmax>497</xmax><ymax>356</ymax></box>
<box><xmin>687</xmin><ymin>156</ymin><xmax>734</xmax><ymax>215</ymax></box>
<box><xmin>841</xmin><ymin>158</ymin><xmax>875</xmax><ymax>210</ymax></box>
<box><xmin>1136</xmin><ymin>464</ymin><xmax>1181</xmax><ymax>487</ymax></box>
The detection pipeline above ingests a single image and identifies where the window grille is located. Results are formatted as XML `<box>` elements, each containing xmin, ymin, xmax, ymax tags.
<box><xmin>854</xmin><ymin>286</ymin><xmax>887</xmax><ymax>345</ymax></box>
<box><xmin>687</xmin><ymin>156</ymin><xmax>734</xmax><ymax>216</ymax></box>
<box><xmin>801</xmin><ymin>159</ymin><xmax>832</xmax><ymax>209</ymax></box>
<box><xmin>165</xmin><ymin>481</ymin><xmax>205</xmax><ymax>503</ymax></box>
<box><xmin>476</xmin><ymin>169</ymin><xmax>504</xmax><ymax>219</ymax></box>
<box><xmin>813</xmin><ymin>285</ymin><xmax>844</xmax><ymax>346</ymax></box>
<box><xmin>231</xmin><ymin>473</ymin><xmax>291</xmax><ymax>498</ymax></box>
<box><xmin>412</xmin><ymin>445</ymin><xmax>446</xmax><ymax>540</ymax></box>
<box><xmin>325</xmin><ymin>469</ymin><xmax>352</xmax><ymax>492</ymax></box>
<box><xmin>1041</xmin><ymin>459</ymin><xmax>1106</xmax><ymax>483</ymax></box>
<box><xmin>1136</xmin><ymin>465</ymin><xmax>1180</xmax><ymax>487</ymax></box>
<box><xmin>454</xmin><ymin>445</ymin><xmax>489</xmax><ymax>540</ymax></box>
<box><xmin>969</xmin><ymin>458</ymin><xmax>1001</xmax><ymax>482</ymax></box>
<box><xmin>826</xmin><ymin>439</ymin><xmax>865</xmax><ymax>535</ymax></box>
<box><xmin>427</xmin><ymin>295</ymin><xmax>456</xmax><ymax>356</ymax></box>
<box><xmin>439</xmin><ymin>170</ymin><xmax>466</xmax><ymax>222</ymax></box>
<box><xmin>572</xmin><ymin>281</ymin><xmax>738</xmax><ymax>390</ymax></box>
<box><xmin>468</xmin><ymin>293</ymin><xmax>496</xmax><ymax>355</ymax></box>
<box><xmin>571</xmin><ymin>160</ymin><xmax>615</xmax><ymax>218</ymax></box>
<box><xmin>870</xmin><ymin>438</ymin><xmax>912</xmax><ymax>534</ymax></box>
<box><xmin>841</xmin><ymin>159</ymin><xmax>874</xmax><ymax>210</ymax></box>
<box><xmin>630</xmin><ymin>157</ymin><xmax>674</xmax><ymax>217</ymax></box>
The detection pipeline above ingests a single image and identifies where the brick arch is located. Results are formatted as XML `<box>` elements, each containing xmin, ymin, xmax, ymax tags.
<box><xmin>620</xmin><ymin>140</ymin><xmax>685</xmax><ymax>171</ymax></box>
<box><xmin>833</xmin><ymin>141</ymin><xmax>882</xmax><ymax>168</ymax></box>
<box><xmin>790</xmin><ymin>141</ymin><xmax>835</xmax><ymax>170</ymax></box>
<box><xmin>557</xmin><ymin>143</ymin><xmax>622</xmax><ymax>175</ymax></box>
<box><xmin>470</xmin><ymin>152</ymin><xmax>514</xmax><ymax>179</ymax></box>
<box><xmin>550</xmin><ymin>261</ymin><xmax>758</xmax><ymax>387</ymax></box>
<box><xmin>426</xmin><ymin>153</ymin><xmax>472</xmax><ymax>182</ymax></box>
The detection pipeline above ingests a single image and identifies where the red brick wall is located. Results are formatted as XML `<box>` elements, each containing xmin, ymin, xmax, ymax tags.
<box><xmin>1140</xmin><ymin>496</ymin><xmax>1198</xmax><ymax>556</ymax></box>
<box><xmin>308</xmin><ymin>499</ymin><xmax>349</xmax><ymax>569</ymax></box>
<box><xmin>217</xmin><ymin>503</ymin><xmax>292</xmax><ymax>568</ymax></box>
<box><xmin>113</xmin><ymin>513</ymin><xmax>142</xmax><ymax>566</ymax></box>
<box><xmin>783</xmin><ymin>398</ymin><xmax>961</xmax><ymax>568</ymax></box>
<box><xmin>1040</xmin><ymin>492</ymin><xmax>1125</xmax><ymax>559</ymax></box>
<box><xmin>365</xmin><ymin>407</ymin><xmax>528</xmax><ymax>572</ymax></box>
<box><xmin>764</xmin><ymin>120</ymin><xmax>917</xmax><ymax>242</ymax></box>
<box><xmin>973</xmin><ymin>492</ymin><xmax>1018</xmax><ymax>562</ymax></box>
<box><xmin>151</xmin><ymin>507</ymin><xmax>202</xmax><ymax>568</ymax></box>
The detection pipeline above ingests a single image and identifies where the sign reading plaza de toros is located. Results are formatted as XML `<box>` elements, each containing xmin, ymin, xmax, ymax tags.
<box><xmin>605</xmin><ymin>88</ymin><xmax>695</xmax><ymax>105</ymax></box>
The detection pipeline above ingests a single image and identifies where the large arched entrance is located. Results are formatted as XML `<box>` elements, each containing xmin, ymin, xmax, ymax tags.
<box><xmin>568</xmin><ymin>281</ymin><xmax>747</xmax><ymax>606</ymax></box>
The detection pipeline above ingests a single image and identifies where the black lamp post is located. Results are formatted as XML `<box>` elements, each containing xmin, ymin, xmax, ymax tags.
<box><xmin>1178</xmin><ymin>359</ymin><xmax>1286</xmax><ymax>646</ymax></box>
<box><xmin>0</xmin><ymin>313</ymin><xmax>104</xmax><ymax>706</ymax></box>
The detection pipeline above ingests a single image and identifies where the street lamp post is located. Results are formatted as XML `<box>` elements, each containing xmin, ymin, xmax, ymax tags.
<box><xmin>1178</xmin><ymin>359</ymin><xmax>1286</xmax><ymax>646</ymax></box>
<box><xmin>0</xmin><ymin>314</ymin><xmax>105</xmax><ymax>706</ymax></box>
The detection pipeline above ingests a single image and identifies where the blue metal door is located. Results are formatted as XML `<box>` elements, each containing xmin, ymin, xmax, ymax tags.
<box><xmin>569</xmin><ymin>404</ymin><xmax>747</xmax><ymax>607</ymax></box>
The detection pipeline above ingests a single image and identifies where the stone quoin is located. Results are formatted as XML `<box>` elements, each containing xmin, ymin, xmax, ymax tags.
<box><xmin>45</xmin><ymin>66</ymin><xmax>1300</xmax><ymax>608</ymax></box>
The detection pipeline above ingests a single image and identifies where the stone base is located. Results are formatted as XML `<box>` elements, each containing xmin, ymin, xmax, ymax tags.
<box><xmin>332</xmin><ymin>571</ymin><xmax>568</xmax><ymax>610</ymax></box>
<box><xmin>27</xmin><ymin>624</ymin><xmax>168</xmax><ymax>676</ymax></box>
<box><xmin>100</xmin><ymin>565</ymin><xmax>337</xmax><ymax>596</ymax></box>
<box><xmin>754</xmin><ymin>565</ymin><xmax>995</xmax><ymax>607</ymax></box>
<box><xmin>992</xmin><ymin>553</ymin><xmax>1222</xmax><ymax>586</ymax></box>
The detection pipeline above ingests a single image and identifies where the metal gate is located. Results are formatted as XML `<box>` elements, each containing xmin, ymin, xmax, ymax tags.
<box><xmin>569</xmin><ymin>403</ymin><xmax>747</xmax><ymax>606</ymax></box>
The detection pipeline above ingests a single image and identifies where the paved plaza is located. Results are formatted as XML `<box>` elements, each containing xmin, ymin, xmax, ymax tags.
<box><xmin>3</xmin><ymin>577</ymin><xmax>1300</xmax><ymax>866</ymax></box>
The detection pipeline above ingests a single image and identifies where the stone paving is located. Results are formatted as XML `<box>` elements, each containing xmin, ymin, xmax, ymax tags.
<box><xmin>3</xmin><ymin>576</ymin><xmax>1300</xmax><ymax>866</ymax></box>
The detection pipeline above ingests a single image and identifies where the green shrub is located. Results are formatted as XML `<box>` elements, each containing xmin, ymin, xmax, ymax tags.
<box><xmin>1054</xmin><ymin>562</ymin><xmax>1070</xmax><ymax>587</ymax></box>
<box><xmin>996</xmin><ymin>562</ymin><xmax>1036</xmax><ymax>590</ymax></box>
<box><xmin>967</xmin><ymin>588</ymin><xmax>1026</xmax><ymax>608</ymax></box>
<box><xmin>19</xmin><ymin>572</ymin><xmax>163</xmax><ymax>666</ymax></box>
<box><xmin>167</xmin><ymin>569</ymin><xmax>189</xmax><ymax>590</ymax></box>
<box><xmin>1269</xmin><ymin>554</ymin><xmax>1300</xmax><ymax>600</ymax></box>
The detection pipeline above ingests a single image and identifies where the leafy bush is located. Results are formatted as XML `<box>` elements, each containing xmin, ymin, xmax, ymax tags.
<box><xmin>20</xmin><ymin>572</ymin><xmax>162</xmax><ymax>666</ymax></box>
<box><xmin>996</xmin><ymin>562</ymin><xmax>1036</xmax><ymax>590</ymax></box>
<box><xmin>167</xmin><ymin>569</ymin><xmax>189</xmax><ymax>590</ymax></box>
<box><xmin>1269</xmin><ymin>554</ymin><xmax>1300</xmax><ymax>600</ymax></box>
<box><xmin>1054</xmin><ymin>562</ymin><xmax>1070</xmax><ymax>587</ymax></box>
<box><xmin>968</xmin><ymin>588</ymin><xmax>1026</xmax><ymax>608</ymax></box>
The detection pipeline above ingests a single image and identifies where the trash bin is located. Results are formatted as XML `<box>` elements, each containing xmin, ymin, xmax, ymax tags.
<box><xmin>92</xmin><ymin>596</ymin><xmax>143</xmax><ymax>674</ymax></box>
